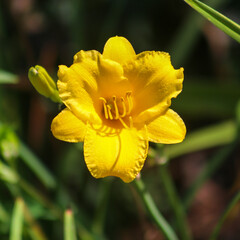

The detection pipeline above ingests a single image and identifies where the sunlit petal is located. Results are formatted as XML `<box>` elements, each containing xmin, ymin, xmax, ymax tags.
<box><xmin>84</xmin><ymin>125</ymin><xmax>148</xmax><ymax>183</ymax></box>
<box><xmin>146</xmin><ymin>109</ymin><xmax>186</xmax><ymax>143</ymax></box>
<box><xmin>124</xmin><ymin>51</ymin><xmax>184</xmax><ymax>124</ymax></box>
<box><xmin>57</xmin><ymin>54</ymin><xmax>101</xmax><ymax>124</ymax></box>
<box><xmin>103</xmin><ymin>36</ymin><xmax>136</xmax><ymax>65</ymax></box>
<box><xmin>51</xmin><ymin>108</ymin><xmax>87</xmax><ymax>142</ymax></box>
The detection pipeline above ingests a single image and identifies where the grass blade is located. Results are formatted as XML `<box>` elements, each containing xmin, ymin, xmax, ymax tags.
<box><xmin>10</xmin><ymin>198</ymin><xmax>25</xmax><ymax>240</ymax></box>
<box><xmin>184</xmin><ymin>0</ymin><xmax>240</xmax><ymax>43</ymax></box>
<box><xmin>64</xmin><ymin>209</ymin><xmax>77</xmax><ymax>240</ymax></box>
<box><xmin>133</xmin><ymin>178</ymin><xmax>179</xmax><ymax>240</ymax></box>
<box><xmin>209</xmin><ymin>191</ymin><xmax>240</xmax><ymax>240</ymax></box>
<box><xmin>159</xmin><ymin>163</ymin><xmax>191</xmax><ymax>240</ymax></box>
<box><xmin>19</xmin><ymin>141</ymin><xmax>56</xmax><ymax>189</ymax></box>
<box><xmin>164</xmin><ymin>120</ymin><xmax>236</xmax><ymax>159</ymax></box>
<box><xmin>0</xmin><ymin>70</ymin><xmax>18</xmax><ymax>84</ymax></box>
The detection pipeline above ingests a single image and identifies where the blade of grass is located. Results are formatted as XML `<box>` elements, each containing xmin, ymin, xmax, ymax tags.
<box><xmin>133</xmin><ymin>178</ymin><xmax>179</xmax><ymax>240</ymax></box>
<box><xmin>164</xmin><ymin>120</ymin><xmax>236</xmax><ymax>159</ymax></box>
<box><xmin>159</xmin><ymin>163</ymin><xmax>191</xmax><ymax>240</ymax></box>
<box><xmin>0</xmin><ymin>70</ymin><xmax>18</xmax><ymax>84</ymax></box>
<box><xmin>184</xmin><ymin>0</ymin><xmax>240</xmax><ymax>43</ymax></box>
<box><xmin>0</xmin><ymin>160</ymin><xmax>19</xmax><ymax>183</ymax></box>
<box><xmin>10</xmin><ymin>198</ymin><xmax>25</xmax><ymax>240</ymax></box>
<box><xmin>170</xmin><ymin>0</ymin><xmax>225</xmax><ymax>66</ymax></box>
<box><xmin>19</xmin><ymin>141</ymin><xmax>56</xmax><ymax>189</ymax></box>
<box><xmin>209</xmin><ymin>191</ymin><xmax>240</xmax><ymax>240</ymax></box>
<box><xmin>64</xmin><ymin>209</ymin><xmax>77</xmax><ymax>240</ymax></box>
<box><xmin>0</xmin><ymin>202</ymin><xmax>10</xmax><ymax>223</ymax></box>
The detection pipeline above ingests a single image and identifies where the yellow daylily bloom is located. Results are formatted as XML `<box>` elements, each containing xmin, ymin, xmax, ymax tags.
<box><xmin>51</xmin><ymin>36</ymin><xmax>186</xmax><ymax>183</ymax></box>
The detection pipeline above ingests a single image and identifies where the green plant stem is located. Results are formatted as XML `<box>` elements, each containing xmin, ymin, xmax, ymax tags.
<box><xmin>209</xmin><ymin>191</ymin><xmax>240</xmax><ymax>240</ymax></box>
<box><xmin>159</xmin><ymin>163</ymin><xmax>191</xmax><ymax>240</ymax></box>
<box><xmin>10</xmin><ymin>198</ymin><xmax>24</xmax><ymax>240</ymax></box>
<box><xmin>133</xmin><ymin>178</ymin><xmax>179</xmax><ymax>240</ymax></box>
<box><xmin>64</xmin><ymin>209</ymin><xmax>77</xmax><ymax>240</ymax></box>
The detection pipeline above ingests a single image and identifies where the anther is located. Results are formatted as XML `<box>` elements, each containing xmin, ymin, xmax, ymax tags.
<box><xmin>107</xmin><ymin>105</ymin><xmax>113</xmax><ymax>120</ymax></box>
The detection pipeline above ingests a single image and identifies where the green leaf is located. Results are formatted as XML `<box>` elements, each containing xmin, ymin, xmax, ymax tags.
<box><xmin>159</xmin><ymin>164</ymin><xmax>191</xmax><ymax>240</ymax></box>
<box><xmin>133</xmin><ymin>179</ymin><xmax>179</xmax><ymax>240</ymax></box>
<box><xmin>184</xmin><ymin>0</ymin><xmax>240</xmax><ymax>43</ymax></box>
<box><xmin>0</xmin><ymin>161</ymin><xmax>19</xmax><ymax>183</ymax></box>
<box><xmin>209</xmin><ymin>191</ymin><xmax>240</xmax><ymax>240</ymax></box>
<box><xmin>0</xmin><ymin>70</ymin><xmax>18</xmax><ymax>84</ymax></box>
<box><xmin>10</xmin><ymin>198</ymin><xmax>25</xmax><ymax>240</ymax></box>
<box><xmin>164</xmin><ymin>120</ymin><xmax>236</xmax><ymax>159</ymax></box>
<box><xmin>0</xmin><ymin>126</ymin><xmax>19</xmax><ymax>161</ymax></box>
<box><xmin>64</xmin><ymin>209</ymin><xmax>77</xmax><ymax>240</ymax></box>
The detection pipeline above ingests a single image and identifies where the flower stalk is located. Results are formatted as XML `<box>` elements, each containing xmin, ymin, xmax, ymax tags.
<box><xmin>133</xmin><ymin>178</ymin><xmax>179</xmax><ymax>240</ymax></box>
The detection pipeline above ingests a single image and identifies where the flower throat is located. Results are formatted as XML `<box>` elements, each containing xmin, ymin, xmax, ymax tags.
<box><xmin>99</xmin><ymin>91</ymin><xmax>133</xmax><ymax>128</ymax></box>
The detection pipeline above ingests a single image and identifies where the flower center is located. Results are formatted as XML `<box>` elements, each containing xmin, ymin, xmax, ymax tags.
<box><xmin>99</xmin><ymin>92</ymin><xmax>133</xmax><ymax>128</ymax></box>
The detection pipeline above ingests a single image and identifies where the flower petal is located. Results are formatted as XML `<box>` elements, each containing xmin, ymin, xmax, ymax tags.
<box><xmin>103</xmin><ymin>36</ymin><xmax>136</xmax><ymax>65</ymax></box>
<box><xmin>97</xmin><ymin>56</ymin><xmax>132</xmax><ymax>98</ymax></box>
<box><xmin>51</xmin><ymin>108</ymin><xmax>87</xmax><ymax>142</ymax></box>
<box><xmin>124</xmin><ymin>51</ymin><xmax>184</xmax><ymax>124</ymax></box>
<box><xmin>84</xmin><ymin>125</ymin><xmax>148</xmax><ymax>183</ymax></box>
<box><xmin>146</xmin><ymin>109</ymin><xmax>186</xmax><ymax>144</ymax></box>
<box><xmin>57</xmin><ymin>51</ymin><xmax>101</xmax><ymax>124</ymax></box>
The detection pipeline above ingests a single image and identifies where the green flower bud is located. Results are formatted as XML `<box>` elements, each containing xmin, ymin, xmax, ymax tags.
<box><xmin>28</xmin><ymin>65</ymin><xmax>61</xmax><ymax>103</ymax></box>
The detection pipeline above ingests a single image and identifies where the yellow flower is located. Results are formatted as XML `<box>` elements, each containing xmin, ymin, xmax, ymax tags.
<box><xmin>51</xmin><ymin>36</ymin><xmax>186</xmax><ymax>183</ymax></box>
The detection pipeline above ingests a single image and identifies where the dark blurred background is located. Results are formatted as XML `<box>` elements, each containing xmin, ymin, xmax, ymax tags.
<box><xmin>0</xmin><ymin>0</ymin><xmax>240</xmax><ymax>239</ymax></box>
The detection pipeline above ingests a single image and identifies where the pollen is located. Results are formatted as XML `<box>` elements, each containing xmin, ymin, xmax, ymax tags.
<box><xmin>99</xmin><ymin>92</ymin><xmax>133</xmax><ymax>128</ymax></box>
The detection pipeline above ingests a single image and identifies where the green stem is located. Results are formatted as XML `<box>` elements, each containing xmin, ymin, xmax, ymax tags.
<box><xmin>133</xmin><ymin>178</ymin><xmax>179</xmax><ymax>240</ymax></box>
<box><xmin>159</xmin><ymin>164</ymin><xmax>191</xmax><ymax>240</ymax></box>
<box><xmin>64</xmin><ymin>209</ymin><xmax>77</xmax><ymax>240</ymax></box>
<box><xmin>209</xmin><ymin>191</ymin><xmax>240</xmax><ymax>240</ymax></box>
<box><xmin>10</xmin><ymin>198</ymin><xmax>24</xmax><ymax>240</ymax></box>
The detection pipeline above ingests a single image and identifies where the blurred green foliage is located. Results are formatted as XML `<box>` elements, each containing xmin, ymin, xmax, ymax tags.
<box><xmin>0</xmin><ymin>0</ymin><xmax>240</xmax><ymax>239</ymax></box>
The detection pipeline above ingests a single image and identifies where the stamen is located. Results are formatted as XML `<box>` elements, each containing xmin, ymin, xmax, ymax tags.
<box><xmin>99</xmin><ymin>93</ymin><xmax>134</xmax><ymax>129</ymax></box>
<box><xmin>107</xmin><ymin>105</ymin><xmax>113</xmax><ymax>120</ymax></box>
<box><xmin>129</xmin><ymin>116</ymin><xmax>133</xmax><ymax>128</ymax></box>
<box><xmin>112</xmin><ymin>96</ymin><xmax>119</xmax><ymax>119</ymax></box>
<box><xmin>119</xmin><ymin>118</ymin><xmax>129</xmax><ymax>129</ymax></box>
<box><xmin>99</xmin><ymin>97</ymin><xmax>108</xmax><ymax>119</ymax></box>
<box><xmin>120</xmin><ymin>97</ymin><xmax>126</xmax><ymax>118</ymax></box>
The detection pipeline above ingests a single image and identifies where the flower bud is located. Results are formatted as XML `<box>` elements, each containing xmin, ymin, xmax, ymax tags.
<box><xmin>28</xmin><ymin>65</ymin><xmax>61</xmax><ymax>103</ymax></box>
